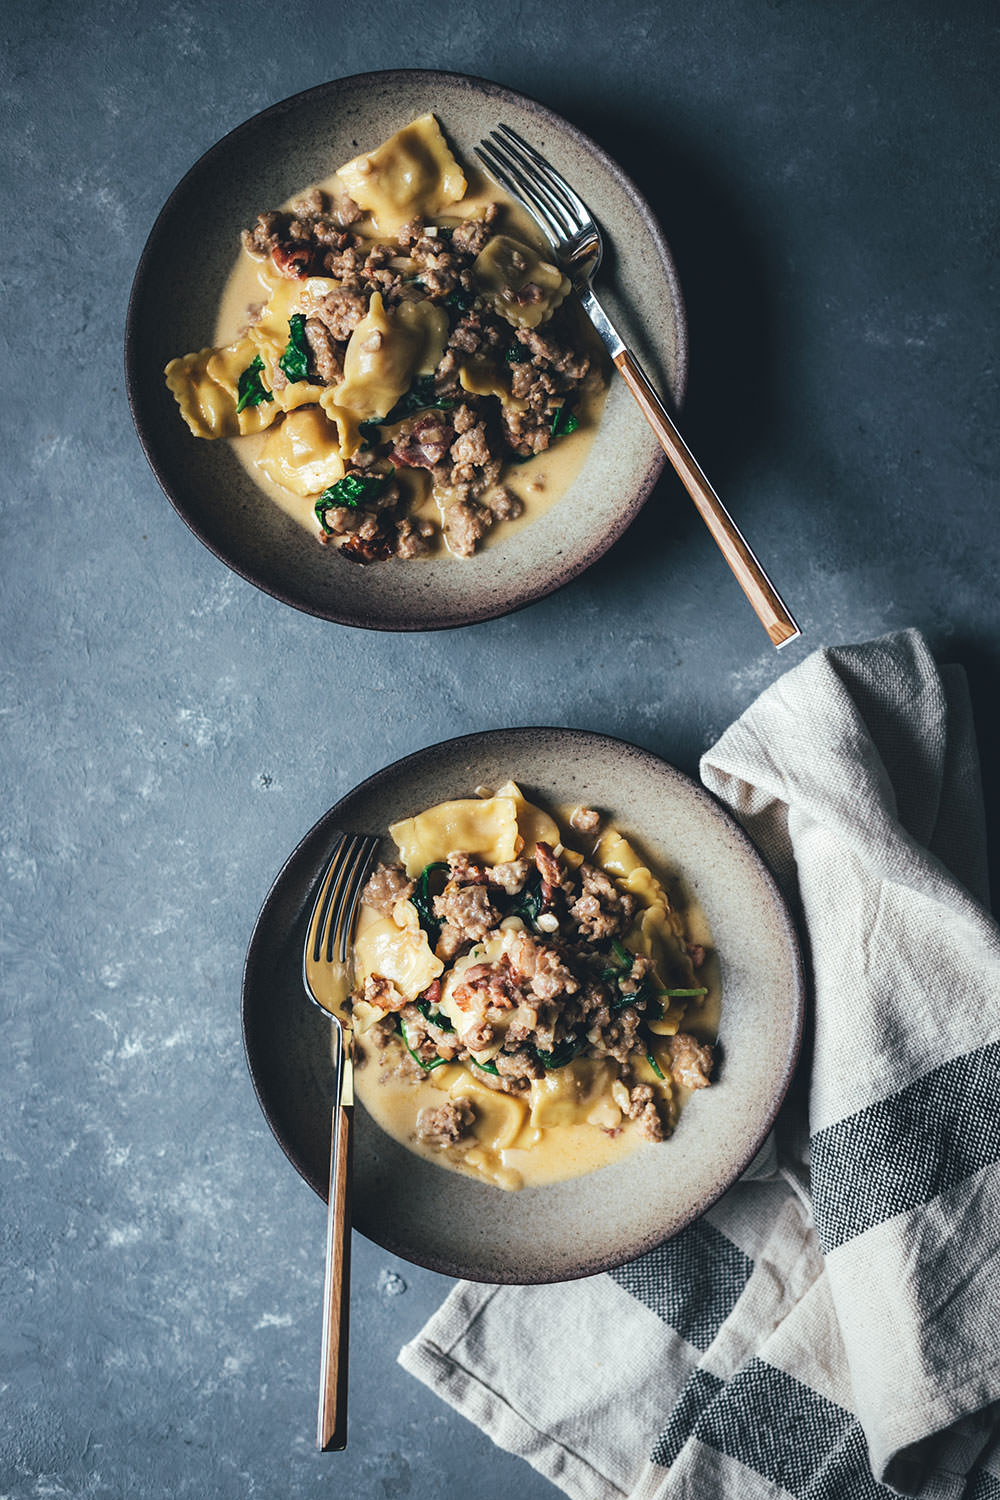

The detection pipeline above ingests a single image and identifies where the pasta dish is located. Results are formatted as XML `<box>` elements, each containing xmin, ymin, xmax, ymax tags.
<box><xmin>164</xmin><ymin>115</ymin><xmax>606</xmax><ymax>562</ymax></box>
<box><xmin>348</xmin><ymin>781</ymin><xmax>716</xmax><ymax>1189</ymax></box>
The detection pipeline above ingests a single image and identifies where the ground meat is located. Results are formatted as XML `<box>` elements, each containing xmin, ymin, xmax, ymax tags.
<box><xmin>624</xmin><ymin>1083</ymin><xmax>655</xmax><ymax>1119</ymax></box>
<box><xmin>569</xmin><ymin>806</ymin><xmax>601</xmax><ymax>836</ymax></box>
<box><xmin>668</xmin><ymin>1033</ymin><xmax>714</xmax><ymax>1090</ymax></box>
<box><xmin>591</xmin><ymin>1005</ymin><xmax>643</xmax><ymax>1063</ymax></box>
<box><xmin>320</xmin><ymin>240</ymin><xmax>366</xmax><ymax>282</ymax></box>
<box><xmin>568</xmin><ymin>863</ymin><xmax>637</xmax><ymax>941</ymax></box>
<box><xmin>500</xmin><ymin>404</ymin><xmax>553</xmax><ymax>458</ymax></box>
<box><xmin>444</xmin><ymin>499</ymin><xmax>493</xmax><ymax>557</ymax></box>
<box><xmin>484</xmin><ymin>486</ymin><xmax>524</xmax><ymax>521</ymax></box>
<box><xmin>415</xmin><ymin>1098</ymin><xmax>476</xmax><ymax>1148</ymax></box>
<box><xmin>315</xmin><ymin>286</ymin><xmax>368</xmax><ymax>341</ymax></box>
<box><xmin>486</xmin><ymin>859</ymin><xmax>530</xmax><ymax>894</ymax></box>
<box><xmin>516</xmin><ymin>325</ymin><xmax>591</xmax><ymax>382</ymax></box>
<box><xmin>363</xmin><ymin>974</ymin><xmax>407</xmax><ymax>1011</ymax></box>
<box><xmin>433</xmin><ymin>882</ymin><xmax>498</xmax><ymax>940</ymax></box>
<box><xmin>399</xmin><ymin>1003</ymin><xmax>462</xmax><ymax>1063</ymax></box>
<box><xmin>449</xmin><ymin>202</ymin><xmax>499</xmax><ymax>257</ymax></box>
<box><xmin>394</xmin><ymin>516</ymin><xmax>435</xmax><ymax>558</ymax></box>
<box><xmin>618</xmin><ymin>1081</ymin><xmax>668</xmax><ymax>1140</ymax></box>
<box><xmin>361</xmin><ymin>863</ymin><xmax>415</xmax><ymax>917</ymax></box>
<box><xmin>447</xmin><ymin>852</ymin><xmax>489</xmax><ymax>884</ymax></box>
<box><xmin>332</xmin><ymin>195</ymin><xmax>360</xmax><ymax>229</ymax></box>
<box><xmin>303</xmin><ymin>317</ymin><xmax>344</xmax><ymax>384</ymax></box>
<box><xmin>241</xmin><ymin>211</ymin><xmax>282</xmax><ymax>258</ymax></box>
<box><xmin>319</xmin><ymin>505</ymin><xmax>360</xmax><ymax>536</ymax></box>
<box><xmin>636</xmin><ymin>1103</ymin><xmax>665</xmax><ymax>1141</ymax></box>
<box><xmin>435</xmin><ymin>923</ymin><xmax>468</xmax><ymax>962</ymax></box>
<box><xmin>494</xmin><ymin>1046</ymin><xmax>544</xmax><ymax>1083</ymax></box>
<box><xmin>527</xmin><ymin>945</ymin><xmax>579</xmax><ymax>1004</ymax></box>
<box><xmin>339</xmin><ymin>529</ymin><xmax>396</xmax><ymax>563</ymax></box>
<box><xmin>290</xmin><ymin>188</ymin><xmax>325</xmax><ymax>219</ymax></box>
<box><xmin>450</xmin><ymin>421</ymin><xmax>492</xmax><ymax>473</ymax></box>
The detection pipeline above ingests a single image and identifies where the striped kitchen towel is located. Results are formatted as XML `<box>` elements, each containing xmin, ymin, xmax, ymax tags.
<box><xmin>399</xmin><ymin>630</ymin><xmax>1000</xmax><ymax>1500</ymax></box>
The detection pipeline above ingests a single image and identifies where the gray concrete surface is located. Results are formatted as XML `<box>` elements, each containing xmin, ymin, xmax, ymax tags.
<box><xmin>3</xmin><ymin>2</ymin><xmax>998</xmax><ymax>1496</ymax></box>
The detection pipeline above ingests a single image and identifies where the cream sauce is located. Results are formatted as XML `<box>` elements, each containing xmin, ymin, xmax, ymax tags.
<box><xmin>212</xmin><ymin>163</ymin><xmax>608</xmax><ymax>554</ymax></box>
<box><xmin>310</xmin><ymin>801</ymin><xmax>720</xmax><ymax>1192</ymax></box>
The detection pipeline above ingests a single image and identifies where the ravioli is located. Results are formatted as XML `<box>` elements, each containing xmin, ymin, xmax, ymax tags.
<box><xmin>332</xmin><ymin>293</ymin><xmax>449</xmax><ymax>421</ymax></box>
<box><xmin>336</xmin><ymin>113</ymin><xmax>467</xmax><ymax>233</ymax></box>
<box><xmin>473</xmin><ymin>235</ymin><xmax>571</xmax><ymax>329</ymax></box>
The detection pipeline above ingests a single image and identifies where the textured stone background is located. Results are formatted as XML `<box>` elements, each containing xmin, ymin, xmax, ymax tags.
<box><xmin>3</xmin><ymin>2</ymin><xmax>997</xmax><ymax>1496</ymax></box>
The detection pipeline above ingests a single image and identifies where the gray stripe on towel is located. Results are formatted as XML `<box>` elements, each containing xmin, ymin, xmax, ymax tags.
<box><xmin>687</xmin><ymin>1359</ymin><xmax>894</xmax><ymax>1498</ymax></box>
<box><xmin>609</xmin><ymin>1219</ymin><xmax>753</xmax><ymax>1350</ymax></box>
<box><xmin>811</xmin><ymin>1040</ymin><xmax>1000</xmax><ymax>1252</ymax></box>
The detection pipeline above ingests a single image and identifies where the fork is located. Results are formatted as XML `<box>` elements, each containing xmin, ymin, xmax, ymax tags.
<box><xmin>302</xmin><ymin>830</ymin><xmax>379</xmax><ymax>1452</ymax></box>
<box><xmin>476</xmin><ymin>125</ymin><xmax>801</xmax><ymax>650</ymax></box>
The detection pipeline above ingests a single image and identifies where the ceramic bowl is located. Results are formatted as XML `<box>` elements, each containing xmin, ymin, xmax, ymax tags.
<box><xmin>125</xmin><ymin>69</ymin><xmax>686</xmax><ymax>630</ymax></box>
<box><xmin>242</xmin><ymin>729</ymin><xmax>804</xmax><ymax>1283</ymax></box>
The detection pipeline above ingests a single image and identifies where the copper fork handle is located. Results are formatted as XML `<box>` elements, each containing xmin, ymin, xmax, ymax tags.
<box><xmin>614</xmin><ymin>348</ymin><xmax>800</xmax><ymax>649</ymax></box>
<box><xmin>317</xmin><ymin>1101</ymin><xmax>352</xmax><ymax>1451</ymax></box>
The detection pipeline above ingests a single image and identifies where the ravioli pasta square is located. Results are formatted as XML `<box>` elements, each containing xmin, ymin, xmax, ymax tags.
<box><xmin>163</xmin><ymin>114</ymin><xmax>607</xmax><ymax>566</ymax></box>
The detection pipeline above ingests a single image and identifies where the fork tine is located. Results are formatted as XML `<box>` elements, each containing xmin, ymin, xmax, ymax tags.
<box><xmin>474</xmin><ymin>141</ymin><xmax>565</xmax><ymax>247</ymax></box>
<box><xmin>305</xmin><ymin>832</ymin><xmax>379</xmax><ymax>990</ymax></box>
<box><xmin>484</xmin><ymin>133</ymin><xmax>576</xmax><ymax>237</ymax></box>
<box><xmin>494</xmin><ymin>125</ymin><xmax>590</xmax><ymax>225</ymax></box>
<box><xmin>482</xmin><ymin>135</ymin><xmax>577</xmax><ymax>240</ymax></box>
<box><xmin>309</xmin><ymin>833</ymin><xmax>348</xmax><ymax>971</ymax></box>
<box><xmin>328</xmin><ymin>835</ymin><xmax>379</xmax><ymax>963</ymax></box>
<box><xmin>485</xmin><ymin>136</ymin><xmax>575</xmax><ymax>241</ymax></box>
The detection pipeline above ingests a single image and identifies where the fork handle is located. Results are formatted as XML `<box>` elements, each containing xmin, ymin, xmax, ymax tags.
<box><xmin>317</xmin><ymin>1102</ymin><xmax>352</xmax><ymax>1451</ymax></box>
<box><xmin>614</xmin><ymin>349</ymin><xmax>800</xmax><ymax>649</ymax></box>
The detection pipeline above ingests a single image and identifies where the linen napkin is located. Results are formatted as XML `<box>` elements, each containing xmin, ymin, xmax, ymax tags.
<box><xmin>399</xmin><ymin>629</ymin><xmax>1000</xmax><ymax>1500</ymax></box>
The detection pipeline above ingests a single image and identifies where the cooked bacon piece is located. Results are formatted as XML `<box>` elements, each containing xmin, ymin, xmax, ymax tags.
<box><xmin>339</xmin><ymin>530</ymin><xmax>395</xmax><ymax>564</ymax></box>
<box><xmin>391</xmin><ymin>413</ymin><xmax>456</xmax><ymax>470</ymax></box>
<box><xmin>452</xmin><ymin>955</ymin><xmax>521</xmax><ymax>1012</ymax></box>
<box><xmin>534</xmin><ymin>841</ymin><xmax>562</xmax><ymax>887</ymax></box>
<box><xmin>271</xmin><ymin>241</ymin><xmax>316</xmax><ymax>278</ymax></box>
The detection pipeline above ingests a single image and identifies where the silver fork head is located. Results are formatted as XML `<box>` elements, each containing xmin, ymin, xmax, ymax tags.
<box><xmin>302</xmin><ymin>832</ymin><xmax>380</xmax><ymax>1006</ymax></box>
<box><xmin>475</xmin><ymin>124</ymin><xmax>602</xmax><ymax>281</ymax></box>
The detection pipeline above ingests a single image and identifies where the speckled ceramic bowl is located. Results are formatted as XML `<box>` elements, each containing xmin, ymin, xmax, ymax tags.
<box><xmin>126</xmin><ymin>70</ymin><xmax>686</xmax><ymax>630</ymax></box>
<box><xmin>242</xmin><ymin>729</ymin><xmax>803</xmax><ymax>1283</ymax></box>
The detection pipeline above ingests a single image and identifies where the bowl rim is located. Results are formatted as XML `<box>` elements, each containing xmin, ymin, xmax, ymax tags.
<box><xmin>125</xmin><ymin>68</ymin><xmax>688</xmax><ymax>631</ymax></box>
<box><xmin>241</xmin><ymin>726</ymin><xmax>805</xmax><ymax>1282</ymax></box>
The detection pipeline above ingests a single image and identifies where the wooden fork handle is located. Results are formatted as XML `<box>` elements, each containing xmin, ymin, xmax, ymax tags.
<box><xmin>317</xmin><ymin>1102</ymin><xmax>352</xmax><ymax>1451</ymax></box>
<box><xmin>614</xmin><ymin>348</ymin><xmax>800</xmax><ymax>649</ymax></box>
